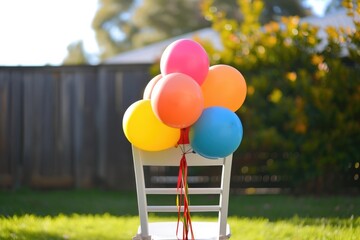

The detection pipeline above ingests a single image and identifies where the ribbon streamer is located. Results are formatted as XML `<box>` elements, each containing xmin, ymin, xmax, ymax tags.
<box><xmin>176</xmin><ymin>144</ymin><xmax>194</xmax><ymax>240</ymax></box>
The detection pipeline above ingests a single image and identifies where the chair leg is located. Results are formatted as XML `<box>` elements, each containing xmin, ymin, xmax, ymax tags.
<box><xmin>219</xmin><ymin>235</ymin><xmax>230</xmax><ymax>240</ymax></box>
<box><xmin>132</xmin><ymin>234</ymin><xmax>152</xmax><ymax>240</ymax></box>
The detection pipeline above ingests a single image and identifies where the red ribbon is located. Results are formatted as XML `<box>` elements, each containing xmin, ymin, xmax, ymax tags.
<box><xmin>176</xmin><ymin>152</ymin><xmax>194</xmax><ymax>240</ymax></box>
<box><xmin>177</xmin><ymin>128</ymin><xmax>190</xmax><ymax>145</ymax></box>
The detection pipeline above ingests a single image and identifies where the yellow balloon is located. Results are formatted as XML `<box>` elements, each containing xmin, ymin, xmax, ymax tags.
<box><xmin>122</xmin><ymin>99</ymin><xmax>180</xmax><ymax>151</ymax></box>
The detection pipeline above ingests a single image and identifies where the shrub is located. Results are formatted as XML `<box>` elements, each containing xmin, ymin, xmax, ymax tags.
<box><xmin>200</xmin><ymin>0</ymin><xmax>360</xmax><ymax>194</ymax></box>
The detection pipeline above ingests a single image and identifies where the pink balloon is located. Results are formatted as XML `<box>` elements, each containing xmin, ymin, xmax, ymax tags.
<box><xmin>160</xmin><ymin>39</ymin><xmax>209</xmax><ymax>86</ymax></box>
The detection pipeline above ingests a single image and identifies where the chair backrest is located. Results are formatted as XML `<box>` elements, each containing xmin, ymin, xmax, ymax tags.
<box><xmin>132</xmin><ymin>144</ymin><xmax>233</xmax><ymax>238</ymax></box>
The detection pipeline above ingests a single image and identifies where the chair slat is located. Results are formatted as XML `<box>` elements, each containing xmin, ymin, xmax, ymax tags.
<box><xmin>138</xmin><ymin>145</ymin><xmax>225</xmax><ymax>166</ymax></box>
<box><xmin>147</xmin><ymin>205</ymin><xmax>220</xmax><ymax>212</ymax></box>
<box><xmin>145</xmin><ymin>188</ymin><xmax>222</xmax><ymax>195</ymax></box>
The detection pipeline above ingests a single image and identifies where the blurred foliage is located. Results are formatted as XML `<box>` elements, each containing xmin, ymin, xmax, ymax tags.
<box><xmin>63</xmin><ymin>41</ymin><xmax>89</xmax><ymax>65</ymax></box>
<box><xmin>131</xmin><ymin>0</ymin><xmax>209</xmax><ymax>48</ymax></box>
<box><xmin>200</xmin><ymin>0</ymin><xmax>360</xmax><ymax>194</ymax></box>
<box><xmin>132</xmin><ymin>0</ymin><xmax>308</xmax><ymax>49</ymax></box>
<box><xmin>326</xmin><ymin>0</ymin><xmax>360</xmax><ymax>14</ymax></box>
<box><xmin>92</xmin><ymin>0</ymin><xmax>136</xmax><ymax>60</ymax></box>
<box><xmin>91</xmin><ymin>0</ymin><xmax>309</xmax><ymax>62</ymax></box>
<box><xmin>203</xmin><ymin>0</ymin><xmax>309</xmax><ymax>24</ymax></box>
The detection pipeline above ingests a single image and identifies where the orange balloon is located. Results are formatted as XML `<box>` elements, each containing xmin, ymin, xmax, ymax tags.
<box><xmin>201</xmin><ymin>65</ymin><xmax>247</xmax><ymax>112</ymax></box>
<box><xmin>143</xmin><ymin>74</ymin><xmax>162</xmax><ymax>99</ymax></box>
<box><xmin>151</xmin><ymin>73</ymin><xmax>204</xmax><ymax>129</ymax></box>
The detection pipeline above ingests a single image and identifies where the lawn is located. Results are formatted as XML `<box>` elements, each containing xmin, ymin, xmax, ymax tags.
<box><xmin>0</xmin><ymin>189</ymin><xmax>359</xmax><ymax>239</ymax></box>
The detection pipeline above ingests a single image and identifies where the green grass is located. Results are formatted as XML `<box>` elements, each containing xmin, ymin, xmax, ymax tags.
<box><xmin>1</xmin><ymin>189</ymin><xmax>360</xmax><ymax>239</ymax></box>
<box><xmin>1</xmin><ymin>215</ymin><xmax>359</xmax><ymax>240</ymax></box>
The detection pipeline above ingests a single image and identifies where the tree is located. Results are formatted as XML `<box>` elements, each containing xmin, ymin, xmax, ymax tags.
<box><xmin>131</xmin><ymin>0</ymin><xmax>209</xmax><ymax>48</ymax></box>
<box><xmin>132</xmin><ymin>0</ymin><xmax>309</xmax><ymax>48</ymax></box>
<box><xmin>325</xmin><ymin>0</ymin><xmax>344</xmax><ymax>14</ymax></box>
<box><xmin>261</xmin><ymin>0</ymin><xmax>310</xmax><ymax>22</ymax></box>
<box><xmin>205</xmin><ymin>0</ymin><xmax>309</xmax><ymax>24</ymax></box>
<box><xmin>63</xmin><ymin>41</ymin><xmax>89</xmax><ymax>65</ymax></box>
<box><xmin>92</xmin><ymin>0</ymin><xmax>137</xmax><ymax>60</ymax></box>
<box><xmin>91</xmin><ymin>0</ymin><xmax>310</xmax><ymax>61</ymax></box>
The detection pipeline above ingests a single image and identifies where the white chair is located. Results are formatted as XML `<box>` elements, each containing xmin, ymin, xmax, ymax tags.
<box><xmin>132</xmin><ymin>144</ymin><xmax>232</xmax><ymax>240</ymax></box>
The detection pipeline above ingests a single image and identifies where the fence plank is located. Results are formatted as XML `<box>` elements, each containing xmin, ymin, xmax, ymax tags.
<box><xmin>9</xmin><ymin>70</ymin><xmax>23</xmax><ymax>188</ymax></box>
<box><xmin>0</xmin><ymin>71</ymin><xmax>10</xmax><ymax>174</ymax></box>
<box><xmin>0</xmin><ymin>70</ymin><xmax>12</xmax><ymax>188</ymax></box>
<box><xmin>22</xmin><ymin>70</ymin><xmax>33</xmax><ymax>184</ymax></box>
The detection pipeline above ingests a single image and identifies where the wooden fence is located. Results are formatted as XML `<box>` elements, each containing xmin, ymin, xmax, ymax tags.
<box><xmin>0</xmin><ymin>64</ymin><xmax>151</xmax><ymax>190</ymax></box>
<box><xmin>2</xmin><ymin>64</ymin><xmax>358</xmax><ymax>194</ymax></box>
<box><xmin>0</xmin><ymin>64</ymin><xmax>293</xmax><ymax>192</ymax></box>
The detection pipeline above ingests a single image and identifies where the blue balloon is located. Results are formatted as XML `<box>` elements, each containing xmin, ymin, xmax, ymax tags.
<box><xmin>189</xmin><ymin>107</ymin><xmax>243</xmax><ymax>159</ymax></box>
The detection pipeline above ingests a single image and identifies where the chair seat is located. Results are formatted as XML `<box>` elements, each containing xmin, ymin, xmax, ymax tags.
<box><xmin>136</xmin><ymin>222</ymin><xmax>231</xmax><ymax>240</ymax></box>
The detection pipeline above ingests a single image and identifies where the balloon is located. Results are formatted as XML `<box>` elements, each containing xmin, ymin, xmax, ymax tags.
<box><xmin>143</xmin><ymin>74</ymin><xmax>162</xmax><ymax>99</ymax></box>
<box><xmin>151</xmin><ymin>73</ymin><xmax>204</xmax><ymax>129</ymax></box>
<box><xmin>160</xmin><ymin>39</ymin><xmax>209</xmax><ymax>85</ymax></box>
<box><xmin>189</xmin><ymin>107</ymin><xmax>243</xmax><ymax>158</ymax></box>
<box><xmin>201</xmin><ymin>64</ymin><xmax>247</xmax><ymax>112</ymax></box>
<box><xmin>122</xmin><ymin>99</ymin><xmax>180</xmax><ymax>151</ymax></box>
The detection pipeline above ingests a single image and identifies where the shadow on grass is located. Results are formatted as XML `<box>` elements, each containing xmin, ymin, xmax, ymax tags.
<box><xmin>2</xmin><ymin>230</ymin><xmax>66</xmax><ymax>240</ymax></box>
<box><xmin>278</xmin><ymin>216</ymin><xmax>360</xmax><ymax>228</ymax></box>
<box><xmin>227</xmin><ymin>194</ymin><xmax>360</xmax><ymax>220</ymax></box>
<box><xmin>0</xmin><ymin>189</ymin><xmax>138</xmax><ymax>217</ymax></box>
<box><xmin>1</xmin><ymin>189</ymin><xmax>359</xmax><ymax>221</ymax></box>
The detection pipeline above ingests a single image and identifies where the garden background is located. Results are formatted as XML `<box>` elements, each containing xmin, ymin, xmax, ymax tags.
<box><xmin>0</xmin><ymin>0</ymin><xmax>359</xmax><ymax>239</ymax></box>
